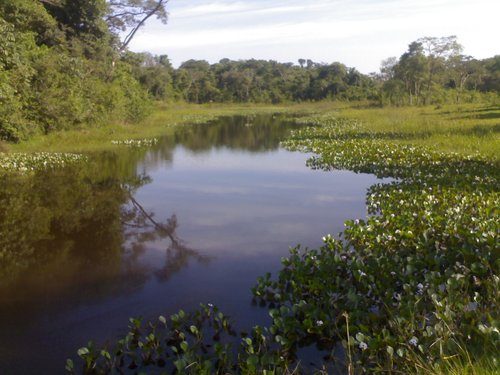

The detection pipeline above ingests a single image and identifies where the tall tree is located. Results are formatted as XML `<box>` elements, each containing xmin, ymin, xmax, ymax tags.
<box><xmin>394</xmin><ymin>41</ymin><xmax>427</xmax><ymax>105</ymax></box>
<box><xmin>417</xmin><ymin>36</ymin><xmax>463</xmax><ymax>103</ymax></box>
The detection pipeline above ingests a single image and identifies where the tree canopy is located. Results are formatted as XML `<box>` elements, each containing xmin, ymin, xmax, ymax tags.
<box><xmin>0</xmin><ymin>0</ymin><xmax>162</xmax><ymax>141</ymax></box>
<box><xmin>375</xmin><ymin>36</ymin><xmax>499</xmax><ymax>105</ymax></box>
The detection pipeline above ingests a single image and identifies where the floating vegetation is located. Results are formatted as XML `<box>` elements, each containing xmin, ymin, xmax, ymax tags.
<box><xmin>285</xmin><ymin>127</ymin><xmax>496</xmax><ymax>182</ymax></box>
<box><xmin>0</xmin><ymin>152</ymin><xmax>87</xmax><ymax>174</ymax></box>
<box><xmin>65</xmin><ymin>304</ymin><xmax>289</xmax><ymax>375</ymax></box>
<box><xmin>253</xmin><ymin>115</ymin><xmax>500</xmax><ymax>372</ymax></box>
<box><xmin>111</xmin><ymin>138</ymin><xmax>159</xmax><ymax>147</ymax></box>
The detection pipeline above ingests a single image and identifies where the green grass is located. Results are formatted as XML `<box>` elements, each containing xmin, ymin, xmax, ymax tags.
<box><xmin>4</xmin><ymin>101</ymin><xmax>499</xmax><ymax>160</ymax></box>
<box><xmin>4</xmin><ymin>102</ymin><xmax>292</xmax><ymax>153</ymax></box>
<box><xmin>414</xmin><ymin>353</ymin><xmax>499</xmax><ymax>375</ymax></box>
<box><xmin>336</xmin><ymin>103</ymin><xmax>500</xmax><ymax>160</ymax></box>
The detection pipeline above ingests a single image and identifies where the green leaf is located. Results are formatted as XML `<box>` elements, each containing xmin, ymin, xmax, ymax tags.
<box><xmin>246</xmin><ymin>354</ymin><xmax>258</xmax><ymax>368</ymax></box>
<box><xmin>77</xmin><ymin>347</ymin><xmax>89</xmax><ymax>357</ymax></box>
<box><xmin>190</xmin><ymin>325</ymin><xmax>198</xmax><ymax>335</ymax></box>
<box><xmin>65</xmin><ymin>359</ymin><xmax>74</xmax><ymax>371</ymax></box>
<box><xmin>180</xmin><ymin>341</ymin><xmax>188</xmax><ymax>352</ymax></box>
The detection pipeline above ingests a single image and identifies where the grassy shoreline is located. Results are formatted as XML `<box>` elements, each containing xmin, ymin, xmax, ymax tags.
<box><xmin>3</xmin><ymin>101</ymin><xmax>498</xmax><ymax>160</ymax></box>
<box><xmin>3</xmin><ymin>103</ymin><xmax>293</xmax><ymax>153</ymax></box>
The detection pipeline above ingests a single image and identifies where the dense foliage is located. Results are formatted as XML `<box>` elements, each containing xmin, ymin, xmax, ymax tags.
<box><xmin>256</xmin><ymin>115</ymin><xmax>499</xmax><ymax>372</ymax></box>
<box><xmin>375</xmin><ymin>36</ymin><xmax>500</xmax><ymax>106</ymax></box>
<box><xmin>125</xmin><ymin>36</ymin><xmax>499</xmax><ymax>106</ymax></box>
<box><xmin>0</xmin><ymin>0</ymin><xmax>151</xmax><ymax>142</ymax></box>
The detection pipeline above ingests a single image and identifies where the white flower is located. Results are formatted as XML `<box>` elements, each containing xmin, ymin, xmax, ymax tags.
<box><xmin>316</xmin><ymin>320</ymin><xmax>324</xmax><ymax>326</ymax></box>
<box><xmin>359</xmin><ymin>342</ymin><xmax>368</xmax><ymax>351</ymax></box>
<box><xmin>408</xmin><ymin>337</ymin><xmax>418</xmax><ymax>347</ymax></box>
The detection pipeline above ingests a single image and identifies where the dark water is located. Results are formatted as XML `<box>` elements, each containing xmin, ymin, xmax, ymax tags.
<box><xmin>0</xmin><ymin>115</ymin><xmax>380</xmax><ymax>374</ymax></box>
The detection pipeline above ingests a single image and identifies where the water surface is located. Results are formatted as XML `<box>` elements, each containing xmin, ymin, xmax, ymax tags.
<box><xmin>0</xmin><ymin>115</ymin><xmax>381</xmax><ymax>374</ymax></box>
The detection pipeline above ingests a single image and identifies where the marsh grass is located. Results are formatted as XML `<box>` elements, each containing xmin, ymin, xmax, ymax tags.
<box><xmin>336</xmin><ymin>103</ymin><xmax>500</xmax><ymax>159</ymax></box>
<box><xmin>5</xmin><ymin>101</ymin><xmax>499</xmax><ymax>158</ymax></box>
<box><xmin>6</xmin><ymin>103</ymin><xmax>292</xmax><ymax>153</ymax></box>
<box><xmin>412</xmin><ymin>351</ymin><xmax>499</xmax><ymax>375</ymax></box>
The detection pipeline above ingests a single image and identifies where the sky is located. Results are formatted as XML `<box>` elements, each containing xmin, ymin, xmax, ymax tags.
<box><xmin>127</xmin><ymin>0</ymin><xmax>500</xmax><ymax>74</ymax></box>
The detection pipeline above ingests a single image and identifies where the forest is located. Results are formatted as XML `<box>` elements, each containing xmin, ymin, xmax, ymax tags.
<box><xmin>1</xmin><ymin>0</ymin><xmax>499</xmax><ymax>143</ymax></box>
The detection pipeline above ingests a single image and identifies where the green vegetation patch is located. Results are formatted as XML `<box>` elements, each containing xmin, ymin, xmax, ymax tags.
<box><xmin>252</xmin><ymin>115</ymin><xmax>499</xmax><ymax>372</ymax></box>
<box><xmin>66</xmin><ymin>304</ymin><xmax>294</xmax><ymax>375</ymax></box>
<box><xmin>111</xmin><ymin>138</ymin><xmax>159</xmax><ymax>147</ymax></box>
<box><xmin>0</xmin><ymin>152</ymin><xmax>87</xmax><ymax>174</ymax></box>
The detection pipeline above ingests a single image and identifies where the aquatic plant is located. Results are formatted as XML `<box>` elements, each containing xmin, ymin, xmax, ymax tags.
<box><xmin>66</xmin><ymin>304</ymin><xmax>290</xmax><ymax>375</ymax></box>
<box><xmin>111</xmin><ymin>138</ymin><xmax>159</xmax><ymax>147</ymax></box>
<box><xmin>0</xmin><ymin>152</ymin><xmax>87</xmax><ymax>174</ymax></box>
<box><xmin>252</xmin><ymin>115</ymin><xmax>499</xmax><ymax>372</ymax></box>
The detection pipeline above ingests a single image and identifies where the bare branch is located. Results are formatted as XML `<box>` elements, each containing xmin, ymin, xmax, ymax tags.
<box><xmin>105</xmin><ymin>0</ymin><xmax>169</xmax><ymax>53</ymax></box>
<box><xmin>120</xmin><ymin>0</ymin><xmax>168</xmax><ymax>52</ymax></box>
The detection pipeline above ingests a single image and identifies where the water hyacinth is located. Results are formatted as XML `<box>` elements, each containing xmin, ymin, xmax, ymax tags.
<box><xmin>0</xmin><ymin>152</ymin><xmax>87</xmax><ymax>174</ymax></box>
<box><xmin>111</xmin><ymin>138</ymin><xmax>159</xmax><ymax>147</ymax></box>
<box><xmin>408</xmin><ymin>337</ymin><xmax>418</xmax><ymax>347</ymax></box>
<box><xmin>254</xmin><ymin>115</ymin><xmax>499</xmax><ymax>372</ymax></box>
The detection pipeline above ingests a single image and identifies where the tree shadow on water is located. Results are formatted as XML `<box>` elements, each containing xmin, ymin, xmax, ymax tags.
<box><xmin>123</xmin><ymin>191</ymin><xmax>212</xmax><ymax>284</ymax></box>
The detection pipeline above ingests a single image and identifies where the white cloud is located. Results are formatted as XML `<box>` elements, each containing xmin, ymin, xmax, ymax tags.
<box><xmin>128</xmin><ymin>0</ymin><xmax>500</xmax><ymax>73</ymax></box>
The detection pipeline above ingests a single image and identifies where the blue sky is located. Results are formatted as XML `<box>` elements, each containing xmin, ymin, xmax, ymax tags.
<box><xmin>128</xmin><ymin>0</ymin><xmax>500</xmax><ymax>73</ymax></box>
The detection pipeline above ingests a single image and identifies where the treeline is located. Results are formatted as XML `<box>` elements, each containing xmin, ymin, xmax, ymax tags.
<box><xmin>127</xmin><ymin>37</ymin><xmax>499</xmax><ymax>106</ymax></box>
<box><xmin>127</xmin><ymin>55</ymin><xmax>378</xmax><ymax>103</ymax></box>
<box><xmin>1</xmin><ymin>1</ymin><xmax>499</xmax><ymax>143</ymax></box>
<box><xmin>375</xmin><ymin>36</ymin><xmax>500</xmax><ymax>105</ymax></box>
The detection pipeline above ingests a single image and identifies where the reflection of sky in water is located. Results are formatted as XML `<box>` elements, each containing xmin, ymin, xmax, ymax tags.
<box><xmin>0</xmin><ymin>119</ymin><xmax>382</xmax><ymax>374</ymax></box>
<box><xmin>136</xmin><ymin>146</ymin><xmax>376</xmax><ymax>258</ymax></box>
<box><xmin>127</xmin><ymin>144</ymin><xmax>381</xmax><ymax>329</ymax></box>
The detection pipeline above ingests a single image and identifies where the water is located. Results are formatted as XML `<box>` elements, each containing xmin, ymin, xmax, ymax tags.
<box><xmin>0</xmin><ymin>115</ymin><xmax>381</xmax><ymax>374</ymax></box>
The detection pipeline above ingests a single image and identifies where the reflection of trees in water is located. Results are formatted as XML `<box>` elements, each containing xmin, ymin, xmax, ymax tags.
<box><xmin>123</xmin><ymin>190</ymin><xmax>210</xmax><ymax>283</ymax></box>
<box><xmin>166</xmin><ymin>114</ymin><xmax>299</xmax><ymax>153</ymax></box>
<box><xmin>0</xmin><ymin>114</ymin><xmax>295</xmax><ymax>305</ymax></box>
<box><xmin>130</xmin><ymin>114</ymin><xmax>304</xmax><ymax>173</ymax></box>
<box><xmin>0</xmin><ymin>153</ymin><xmax>207</xmax><ymax>309</ymax></box>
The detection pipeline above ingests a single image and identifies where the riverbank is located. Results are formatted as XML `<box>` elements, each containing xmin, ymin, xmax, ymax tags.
<box><xmin>2</xmin><ymin>103</ymin><xmax>291</xmax><ymax>153</ymax></box>
<box><xmin>3</xmin><ymin>101</ymin><xmax>499</xmax><ymax>160</ymax></box>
